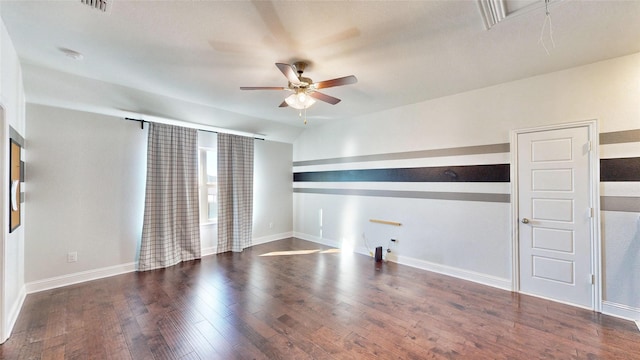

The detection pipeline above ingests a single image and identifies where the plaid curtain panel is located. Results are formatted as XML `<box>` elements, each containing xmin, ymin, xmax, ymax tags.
<box><xmin>139</xmin><ymin>123</ymin><xmax>201</xmax><ymax>271</ymax></box>
<box><xmin>217</xmin><ymin>133</ymin><xmax>254</xmax><ymax>253</ymax></box>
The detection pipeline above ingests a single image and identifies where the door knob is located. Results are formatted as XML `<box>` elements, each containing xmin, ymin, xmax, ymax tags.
<box><xmin>521</xmin><ymin>218</ymin><xmax>530</xmax><ymax>224</ymax></box>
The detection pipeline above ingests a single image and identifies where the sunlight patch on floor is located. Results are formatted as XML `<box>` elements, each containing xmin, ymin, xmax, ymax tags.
<box><xmin>259</xmin><ymin>249</ymin><xmax>341</xmax><ymax>257</ymax></box>
<box><xmin>320</xmin><ymin>248</ymin><xmax>341</xmax><ymax>254</ymax></box>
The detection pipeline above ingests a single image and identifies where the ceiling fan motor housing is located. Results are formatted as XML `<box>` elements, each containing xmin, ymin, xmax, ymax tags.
<box><xmin>293</xmin><ymin>61</ymin><xmax>308</xmax><ymax>74</ymax></box>
<box><xmin>292</xmin><ymin>77</ymin><xmax>313</xmax><ymax>89</ymax></box>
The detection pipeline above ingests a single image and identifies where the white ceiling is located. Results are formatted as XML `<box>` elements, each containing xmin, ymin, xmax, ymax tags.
<box><xmin>1</xmin><ymin>0</ymin><xmax>640</xmax><ymax>142</ymax></box>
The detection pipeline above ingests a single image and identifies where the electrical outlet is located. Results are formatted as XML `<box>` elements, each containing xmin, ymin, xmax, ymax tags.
<box><xmin>67</xmin><ymin>251</ymin><xmax>78</xmax><ymax>263</ymax></box>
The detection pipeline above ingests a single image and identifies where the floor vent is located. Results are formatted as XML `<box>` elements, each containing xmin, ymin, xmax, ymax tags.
<box><xmin>80</xmin><ymin>0</ymin><xmax>110</xmax><ymax>13</ymax></box>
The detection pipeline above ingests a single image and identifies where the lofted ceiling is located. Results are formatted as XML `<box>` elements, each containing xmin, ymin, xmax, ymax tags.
<box><xmin>1</xmin><ymin>0</ymin><xmax>639</xmax><ymax>142</ymax></box>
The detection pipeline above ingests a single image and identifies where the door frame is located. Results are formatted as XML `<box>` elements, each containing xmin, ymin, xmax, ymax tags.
<box><xmin>510</xmin><ymin>119</ymin><xmax>602</xmax><ymax>312</ymax></box>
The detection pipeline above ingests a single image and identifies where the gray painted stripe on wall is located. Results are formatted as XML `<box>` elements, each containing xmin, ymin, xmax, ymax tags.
<box><xmin>293</xmin><ymin>143</ymin><xmax>510</xmax><ymax>167</ymax></box>
<box><xmin>600</xmin><ymin>129</ymin><xmax>640</xmax><ymax>145</ymax></box>
<box><xmin>601</xmin><ymin>196</ymin><xmax>640</xmax><ymax>212</ymax></box>
<box><xmin>294</xmin><ymin>188</ymin><xmax>510</xmax><ymax>203</ymax></box>
<box><xmin>9</xmin><ymin>126</ymin><xmax>24</xmax><ymax>147</ymax></box>
<box><xmin>295</xmin><ymin>190</ymin><xmax>638</xmax><ymax>209</ymax></box>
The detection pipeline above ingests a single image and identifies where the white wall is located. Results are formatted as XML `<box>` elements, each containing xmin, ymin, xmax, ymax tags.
<box><xmin>25</xmin><ymin>105</ymin><xmax>147</xmax><ymax>284</ymax></box>
<box><xmin>24</xmin><ymin>104</ymin><xmax>293</xmax><ymax>289</ymax></box>
<box><xmin>0</xmin><ymin>17</ymin><xmax>26</xmax><ymax>343</ymax></box>
<box><xmin>295</xmin><ymin>53</ymin><xmax>640</xmax><ymax>161</ymax></box>
<box><xmin>253</xmin><ymin>139</ymin><xmax>293</xmax><ymax>242</ymax></box>
<box><xmin>0</xmin><ymin>18</ymin><xmax>26</xmax><ymax>342</ymax></box>
<box><xmin>293</xmin><ymin>52</ymin><xmax>640</xmax><ymax>319</ymax></box>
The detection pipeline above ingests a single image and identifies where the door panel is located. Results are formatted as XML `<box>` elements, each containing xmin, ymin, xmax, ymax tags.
<box><xmin>532</xmin><ymin>198</ymin><xmax>574</xmax><ymax>222</ymax></box>
<box><xmin>533</xmin><ymin>228</ymin><xmax>574</xmax><ymax>253</ymax></box>
<box><xmin>518</xmin><ymin>126</ymin><xmax>593</xmax><ymax>308</ymax></box>
<box><xmin>531</xmin><ymin>137</ymin><xmax>573</xmax><ymax>162</ymax></box>
<box><xmin>532</xmin><ymin>169</ymin><xmax>573</xmax><ymax>191</ymax></box>
<box><xmin>532</xmin><ymin>256</ymin><xmax>574</xmax><ymax>283</ymax></box>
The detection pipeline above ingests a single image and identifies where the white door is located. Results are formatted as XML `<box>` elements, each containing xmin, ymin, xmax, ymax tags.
<box><xmin>517</xmin><ymin>125</ymin><xmax>593</xmax><ymax>308</ymax></box>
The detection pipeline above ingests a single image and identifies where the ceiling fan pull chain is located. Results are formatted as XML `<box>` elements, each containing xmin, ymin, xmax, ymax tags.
<box><xmin>539</xmin><ymin>0</ymin><xmax>555</xmax><ymax>55</ymax></box>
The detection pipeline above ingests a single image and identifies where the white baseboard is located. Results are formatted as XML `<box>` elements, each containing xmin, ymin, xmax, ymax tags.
<box><xmin>293</xmin><ymin>232</ymin><xmax>370</xmax><ymax>257</ymax></box>
<box><xmin>202</xmin><ymin>232</ymin><xmax>293</xmax><ymax>257</ymax></box>
<box><xmin>602</xmin><ymin>301</ymin><xmax>640</xmax><ymax>323</ymax></box>
<box><xmin>25</xmin><ymin>262</ymin><xmax>136</xmax><ymax>294</ymax></box>
<box><xmin>253</xmin><ymin>231</ymin><xmax>293</xmax><ymax>246</ymax></box>
<box><xmin>202</xmin><ymin>246</ymin><xmax>217</xmax><ymax>257</ymax></box>
<box><xmin>294</xmin><ymin>232</ymin><xmax>342</xmax><ymax>249</ymax></box>
<box><xmin>295</xmin><ymin>232</ymin><xmax>511</xmax><ymax>291</ymax></box>
<box><xmin>394</xmin><ymin>254</ymin><xmax>512</xmax><ymax>291</ymax></box>
<box><xmin>2</xmin><ymin>285</ymin><xmax>26</xmax><ymax>343</ymax></box>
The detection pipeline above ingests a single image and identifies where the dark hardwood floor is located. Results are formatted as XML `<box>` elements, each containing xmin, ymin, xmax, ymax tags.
<box><xmin>1</xmin><ymin>238</ymin><xmax>639</xmax><ymax>359</ymax></box>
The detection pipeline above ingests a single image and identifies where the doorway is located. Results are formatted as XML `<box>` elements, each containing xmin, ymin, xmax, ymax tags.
<box><xmin>511</xmin><ymin>120</ymin><xmax>601</xmax><ymax>310</ymax></box>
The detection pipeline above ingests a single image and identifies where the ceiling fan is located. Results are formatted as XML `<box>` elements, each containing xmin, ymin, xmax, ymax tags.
<box><xmin>240</xmin><ymin>61</ymin><xmax>357</xmax><ymax>112</ymax></box>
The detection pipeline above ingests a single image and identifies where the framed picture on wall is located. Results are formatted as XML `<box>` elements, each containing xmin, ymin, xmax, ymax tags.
<box><xmin>9</xmin><ymin>138</ymin><xmax>21</xmax><ymax>232</ymax></box>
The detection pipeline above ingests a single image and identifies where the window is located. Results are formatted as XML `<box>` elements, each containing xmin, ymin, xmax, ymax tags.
<box><xmin>199</xmin><ymin>148</ymin><xmax>217</xmax><ymax>223</ymax></box>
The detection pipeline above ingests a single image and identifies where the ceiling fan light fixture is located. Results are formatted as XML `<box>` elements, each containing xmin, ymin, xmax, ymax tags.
<box><xmin>285</xmin><ymin>92</ymin><xmax>316</xmax><ymax>110</ymax></box>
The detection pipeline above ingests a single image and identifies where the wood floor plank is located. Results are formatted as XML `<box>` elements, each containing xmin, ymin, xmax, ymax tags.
<box><xmin>194</xmin><ymin>319</ymin><xmax>244</xmax><ymax>359</ymax></box>
<box><xmin>119</xmin><ymin>317</ymin><xmax>154</xmax><ymax>360</ymax></box>
<box><xmin>227</xmin><ymin>304</ymin><xmax>279</xmax><ymax>340</ymax></box>
<box><xmin>2</xmin><ymin>238</ymin><xmax>640</xmax><ymax>359</ymax></box>
<box><xmin>309</xmin><ymin>326</ymin><xmax>359</xmax><ymax>359</ymax></box>
<box><xmin>41</xmin><ymin>343</ymin><xmax>65</xmax><ymax>360</ymax></box>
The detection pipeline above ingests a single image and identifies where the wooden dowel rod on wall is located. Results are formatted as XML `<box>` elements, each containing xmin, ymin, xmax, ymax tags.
<box><xmin>369</xmin><ymin>219</ymin><xmax>402</xmax><ymax>226</ymax></box>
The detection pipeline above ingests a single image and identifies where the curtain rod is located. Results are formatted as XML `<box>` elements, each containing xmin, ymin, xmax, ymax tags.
<box><xmin>124</xmin><ymin>117</ymin><xmax>265</xmax><ymax>140</ymax></box>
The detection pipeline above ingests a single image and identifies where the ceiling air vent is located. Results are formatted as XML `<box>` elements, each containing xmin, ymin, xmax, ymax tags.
<box><xmin>81</xmin><ymin>0</ymin><xmax>110</xmax><ymax>13</ymax></box>
<box><xmin>478</xmin><ymin>0</ymin><xmax>506</xmax><ymax>30</ymax></box>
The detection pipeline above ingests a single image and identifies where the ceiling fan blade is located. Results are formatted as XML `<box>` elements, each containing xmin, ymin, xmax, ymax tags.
<box><xmin>240</xmin><ymin>86</ymin><xmax>286</xmax><ymax>90</ymax></box>
<box><xmin>314</xmin><ymin>75</ymin><xmax>357</xmax><ymax>90</ymax></box>
<box><xmin>310</xmin><ymin>91</ymin><xmax>341</xmax><ymax>105</ymax></box>
<box><xmin>278</xmin><ymin>100</ymin><xmax>289</xmax><ymax>108</ymax></box>
<box><xmin>275</xmin><ymin>63</ymin><xmax>301</xmax><ymax>85</ymax></box>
